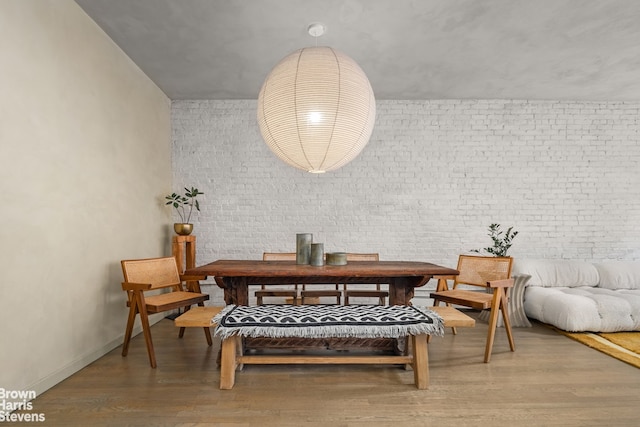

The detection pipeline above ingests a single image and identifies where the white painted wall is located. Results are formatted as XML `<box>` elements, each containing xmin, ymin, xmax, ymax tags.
<box><xmin>0</xmin><ymin>1</ymin><xmax>172</xmax><ymax>395</ymax></box>
<box><xmin>172</xmin><ymin>99</ymin><xmax>640</xmax><ymax>305</ymax></box>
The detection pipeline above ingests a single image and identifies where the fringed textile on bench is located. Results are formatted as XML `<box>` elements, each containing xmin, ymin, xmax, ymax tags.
<box><xmin>212</xmin><ymin>304</ymin><xmax>444</xmax><ymax>340</ymax></box>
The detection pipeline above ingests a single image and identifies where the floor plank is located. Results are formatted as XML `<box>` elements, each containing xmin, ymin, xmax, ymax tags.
<box><xmin>20</xmin><ymin>313</ymin><xmax>640</xmax><ymax>426</ymax></box>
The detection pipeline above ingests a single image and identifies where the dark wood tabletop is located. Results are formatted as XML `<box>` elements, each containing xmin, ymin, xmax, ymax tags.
<box><xmin>187</xmin><ymin>259</ymin><xmax>456</xmax><ymax>277</ymax></box>
<box><xmin>186</xmin><ymin>259</ymin><xmax>458</xmax><ymax>306</ymax></box>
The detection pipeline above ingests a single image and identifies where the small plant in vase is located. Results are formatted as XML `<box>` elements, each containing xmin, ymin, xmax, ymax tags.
<box><xmin>165</xmin><ymin>187</ymin><xmax>204</xmax><ymax>235</ymax></box>
<box><xmin>471</xmin><ymin>223</ymin><xmax>518</xmax><ymax>257</ymax></box>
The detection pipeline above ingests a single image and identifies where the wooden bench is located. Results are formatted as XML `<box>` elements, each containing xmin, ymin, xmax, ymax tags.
<box><xmin>175</xmin><ymin>305</ymin><xmax>474</xmax><ymax>390</ymax></box>
<box><xmin>174</xmin><ymin>306</ymin><xmax>224</xmax><ymax>327</ymax></box>
<box><xmin>430</xmin><ymin>305</ymin><xmax>476</xmax><ymax>328</ymax></box>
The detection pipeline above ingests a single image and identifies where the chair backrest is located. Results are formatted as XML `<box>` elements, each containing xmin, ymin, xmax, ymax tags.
<box><xmin>121</xmin><ymin>257</ymin><xmax>181</xmax><ymax>290</ymax></box>
<box><xmin>261</xmin><ymin>252</ymin><xmax>380</xmax><ymax>293</ymax></box>
<box><xmin>346</xmin><ymin>253</ymin><xmax>379</xmax><ymax>262</ymax></box>
<box><xmin>262</xmin><ymin>252</ymin><xmax>378</xmax><ymax>262</ymax></box>
<box><xmin>342</xmin><ymin>253</ymin><xmax>380</xmax><ymax>291</ymax></box>
<box><xmin>454</xmin><ymin>255</ymin><xmax>513</xmax><ymax>288</ymax></box>
<box><xmin>263</xmin><ymin>252</ymin><xmax>296</xmax><ymax>261</ymax></box>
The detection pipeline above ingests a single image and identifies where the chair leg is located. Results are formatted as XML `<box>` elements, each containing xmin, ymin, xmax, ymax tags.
<box><xmin>135</xmin><ymin>295</ymin><xmax>157</xmax><ymax>368</ymax></box>
<box><xmin>121</xmin><ymin>300</ymin><xmax>138</xmax><ymax>357</ymax></box>
<box><xmin>500</xmin><ymin>289</ymin><xmax>516</xmax><ymax>352</ymax></box>
<box><xmin>484</xmin><ymin>291</ymin><xmax>503</xmax><ymax>363</ymax></box>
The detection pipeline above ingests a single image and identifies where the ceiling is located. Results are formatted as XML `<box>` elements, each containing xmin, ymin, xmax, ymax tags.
<box><xmin>74</xmin><ymin>0</ymin><xmax>640</xmax><ymax>101</ymax></box>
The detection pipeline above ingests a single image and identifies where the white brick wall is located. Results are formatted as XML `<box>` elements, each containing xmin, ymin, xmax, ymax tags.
<box><xmin>172</xmin><ymin>99</ymin><xmax>640</xmax><ymax>305</ymax></box>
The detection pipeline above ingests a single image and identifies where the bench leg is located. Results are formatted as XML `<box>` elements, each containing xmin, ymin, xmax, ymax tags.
<box><xmin>412</xmin><ymin>334</ymin><xmax>429</xmax><ymax>389</ymax></box>
<box><xmin>220</xmin><ymin>335</ymin><xmax>239</xmax><ymax>389</ymax></box>
<box><xmin>203</xmin><ymin>327</ymin><xmax>213</xmax><ymax>346</ymax></box>
<box><xmin>236</xmin><ymin>336</ymin><xmax>244</xmax><ymax>371</ymax></box>
<box><xmin>402</xmin><ymin>336</ymin><xmax>412</xmax><ymax>370</ymax></box>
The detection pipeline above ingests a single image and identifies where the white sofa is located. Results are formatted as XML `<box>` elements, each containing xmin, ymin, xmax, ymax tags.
<box><xmin>512</xmin><ymin>259</ymin><xmax>640</xmax><ymax>332</ymax></box>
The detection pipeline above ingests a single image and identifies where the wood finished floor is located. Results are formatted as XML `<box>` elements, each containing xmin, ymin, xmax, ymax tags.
<box><xmin>21</xmin><ymin>313</ymin><xmax>640</xmax><ymax>427</ymax></box>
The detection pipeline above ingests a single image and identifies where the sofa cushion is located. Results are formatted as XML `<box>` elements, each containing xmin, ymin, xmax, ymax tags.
<box><xmin>594</xmin><ymin>261</ymin><xmax>640</xmax><ymax>290</ymax></box>
<box><xmin>524</xmin><ymin>286</ymin><xmax>640</xmax><ymax>332</ymax></box>
<box><xmin>512</xmin><ymin>259</ymin><xmax>599</xmax><ymax>288</ymax></box>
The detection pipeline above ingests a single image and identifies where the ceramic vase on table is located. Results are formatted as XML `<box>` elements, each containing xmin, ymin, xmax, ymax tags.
<box><xmin>296</xmin><ymin>233</ymin><xmax>312</xmax><ymax>264</ymax></box>
<box><xmin>310</xmin><ymin>243</ymin><xmax>324</xmax><ymax>266</ymax></box>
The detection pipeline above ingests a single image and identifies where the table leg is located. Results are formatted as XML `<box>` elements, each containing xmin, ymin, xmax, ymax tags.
<box><xmin>389</xmin><ymin>277</ymin><xmax>427</xmax><ymax>305</ymax></box>
<box><xmin>223</xmin><ymin>277</ymin><xmax>249</xmax><ymax>305</ymax></box>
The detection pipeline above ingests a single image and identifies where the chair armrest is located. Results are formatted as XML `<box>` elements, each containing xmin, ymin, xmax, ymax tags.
<box><xmin>487</xmin><ymin>278</ymin><xmax>515</xmax><ymax>288</ymax></box>
<box><xmin>121</xmin><ymin>281</ymin><xmax>152</xmax><ymax>291</ymax></box>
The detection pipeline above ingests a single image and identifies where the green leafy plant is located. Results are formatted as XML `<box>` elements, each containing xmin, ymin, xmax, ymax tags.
<box><xmin>472</xmin><ymin>223</ymin><xmax>519</xmax><ymax>257</ymax></box>
<box><xmin>165</xmin><ymin>187</ymin><xmax>204</xmax><ymax>223</ymax></box>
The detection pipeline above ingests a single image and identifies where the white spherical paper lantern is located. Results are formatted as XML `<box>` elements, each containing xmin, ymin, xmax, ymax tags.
<box><xmin>257</xmin><ymin>46</ymin><xmax>376</xmax><ymax>173</ymax></box>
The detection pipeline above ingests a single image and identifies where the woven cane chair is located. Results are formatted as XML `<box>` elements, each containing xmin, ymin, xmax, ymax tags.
<box><xmin>342</xmin><ymin>253</ymin><xmax>388</xmax><ymax>305</ymax></box>
<box><xmin>255</xmin><ymin>252</ymin><xmax>300</xmax><ymax>305</ymax></box>
<box><xmin>430</xmin><ymin>255</ymin><xmax>514</xmax><ymax>363</ymax></box>
<box><xmin>301</xmin><ymin>252</ymin><xmax>386</xmax><ymax>305</ymax></box>
<box><xmin>121</xmin><ymin>256</ymin><xmax>211</xmax><ymax>368</ymax></box>
<box><xmin>299</xmin><ymin>262</ymin><xmax>342</xmax><ymax>304</ymax></box>
<box><xmin>257</xmin><ymin>252</ymin><xmax>342</xmax><ymax>304</ymax></box>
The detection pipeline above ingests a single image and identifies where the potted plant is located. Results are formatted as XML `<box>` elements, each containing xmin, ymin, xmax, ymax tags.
<box><xmin>471</xmin><ymin>223</ymin><xmax>518</xmax><ymax>257</ymax></box>
<box><xmin>165</xmin><ymin>187</ymin><xmax>204</xmax><ymax>235</ymax></box>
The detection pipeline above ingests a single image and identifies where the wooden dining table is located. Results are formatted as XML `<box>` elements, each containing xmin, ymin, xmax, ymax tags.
<box><xmin>186</xmin><ymin>259</ymin><xmax>459</xmax><ymax>351</ymax></box>
<box><xmin>185</xmin><ymin>259</ymin><xmax>459</xmax><ymax>306</ymax></box>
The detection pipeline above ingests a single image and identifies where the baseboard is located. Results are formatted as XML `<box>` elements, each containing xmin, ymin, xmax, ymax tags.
<box><xmin>26</xmin><ymin>317</ymin><xmax>161</xmax><ymax>397</ymax></box>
